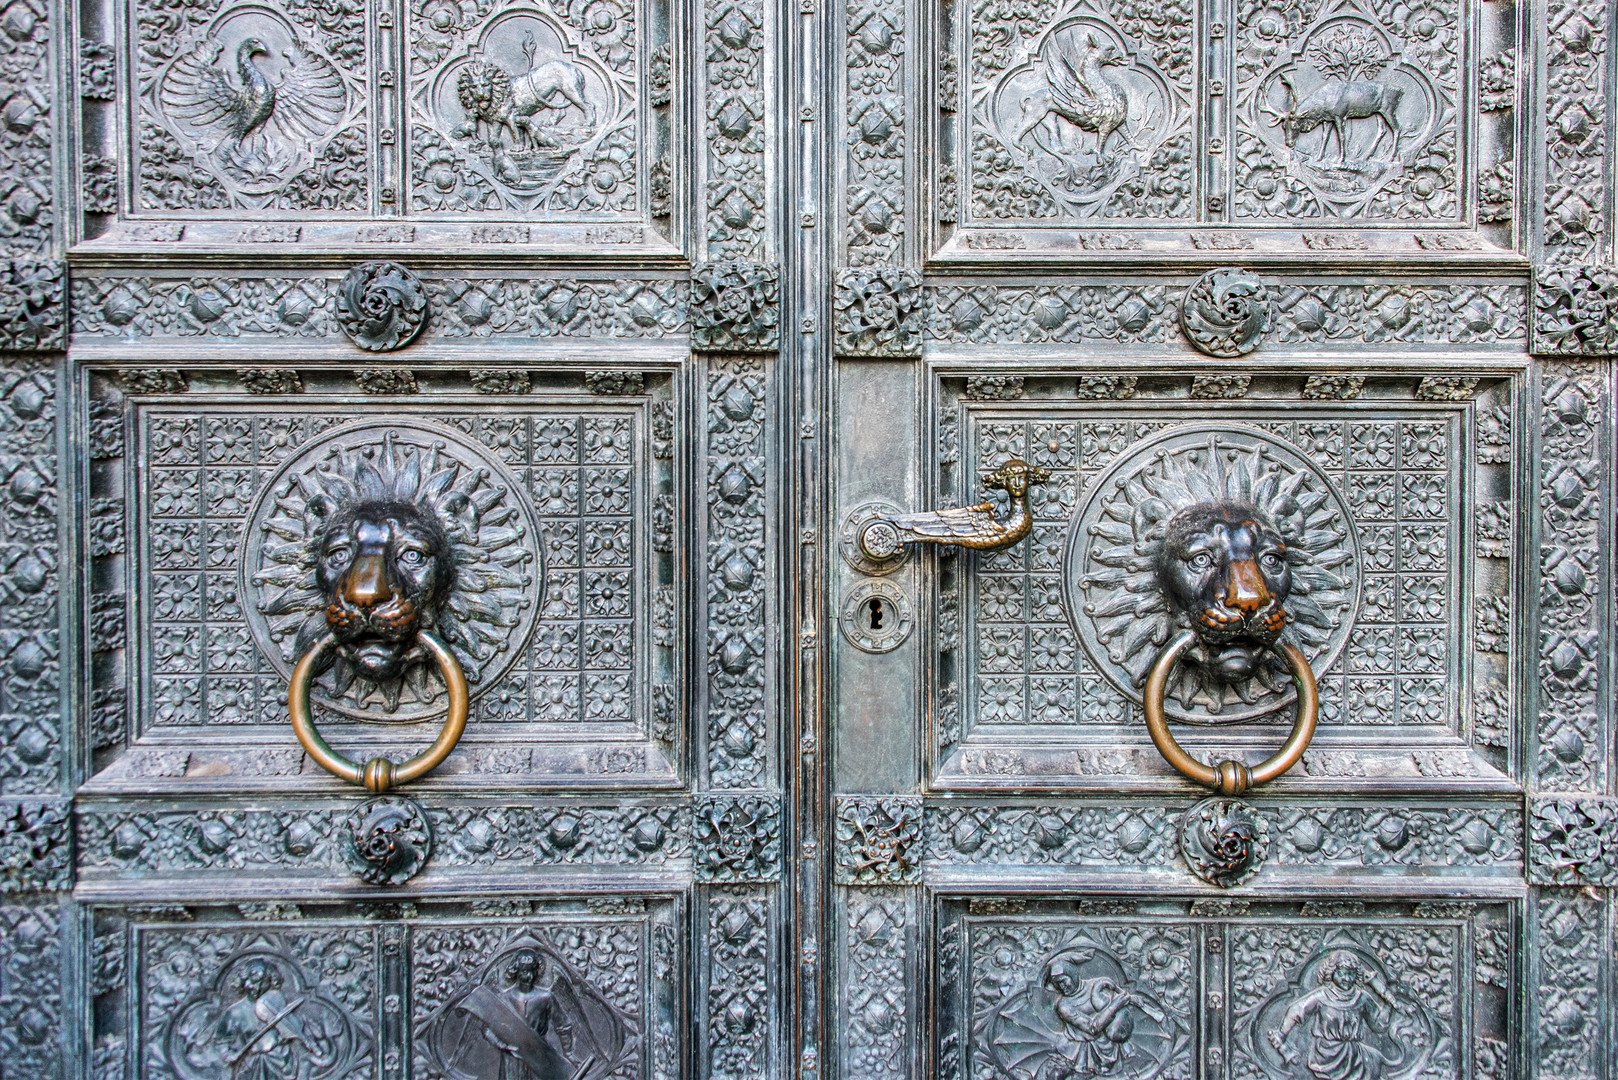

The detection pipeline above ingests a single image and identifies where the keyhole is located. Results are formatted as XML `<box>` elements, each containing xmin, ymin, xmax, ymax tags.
<box><xmin>867</xmin><ymin>597</ymin><xmax>885</xmax><ymax>630</ymax></box>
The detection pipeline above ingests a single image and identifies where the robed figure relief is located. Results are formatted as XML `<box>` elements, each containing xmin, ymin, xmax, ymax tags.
<box><xmin>426</xmin><ymin>940</ymin><xmax>631</xmax><ymax>1080</ymax></box>
<box><xmin>1245</xmin><ymin>940</ymin><xmax>1446</xmax><ymax>1080</ymax></box>
<box><xmin>1268</xmin><ymin>951</ymin><xmax>1400</xmax><ymax>1080</ymax></box>
<box><xmin>460</xmin><ymin>950</ymin><xmax>572</xmax><ymax>1080</ymax></box>
<box><xmin>982</xmin><ymin>939</ymin><xmax>1189</xmax><ymax>1080</ymax></box>
<box><xmin>162</xmin><ymin>952</ymin><xmax>362</xmax><ymax>1080</ymax></box>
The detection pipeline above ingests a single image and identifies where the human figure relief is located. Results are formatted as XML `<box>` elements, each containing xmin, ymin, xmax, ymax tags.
<box><xmin>1038</xmin><ymin>950</ymin><xmax>1139</xmax><ymax>1077</ymax></box>
<box><xmin>206</xmin><ymin>959</ymin><xmax>337</xmax><ymax>1080</ymax></box>
<box><xmin>1267</xmin><ymin>951</ymin><xmax>1403</xmax><ymax>1080</ymax></box>
<box><xmin>457</xmin><ymin>950</ymin><xmax>574</xmax><ymax>1080</ymax></box>
<box><xmin>431</xmin><ymin>941</ymin><xmax>631</xmax><ymax>1080</ymax></box>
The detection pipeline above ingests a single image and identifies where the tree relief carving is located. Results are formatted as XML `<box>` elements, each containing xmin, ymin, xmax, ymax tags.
<box><xmin>1065</xmin><ymin>428</ymin><xmax>1356</xmax><ymax>723</ymax></box>
<box><xmin>142</xmin><ymin>3</ymin><xmax>365</xmax><ymax>210</ymax></box>
<box><xmin>1234</xmin><ymin>0</ymin><xmax>1459</xmax><ymax>221</ymax></box>
<box><xmin>972</xmin><ymin>923</ymin><xmax>1193</xmax><ymax>1080</ymax></box>
<box><xmin>409</xmin><ymin>1</ymin><xmax>638</xmax><ymax>216</ymax></box>
<box><xmin>243</xmin><ymin>420</ymin><xmax>541</xmax><ymax>722</ymax></box>
<box><xmin>973</xmin><ymin>4</ymin><xmax>1193</xmax><ymax>222</ymax></box>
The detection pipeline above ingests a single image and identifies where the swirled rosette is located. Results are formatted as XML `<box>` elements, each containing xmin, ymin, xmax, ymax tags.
<box><xmin>1179</xmin><ymin>267</ymin><xmax>1273</xmax><ymax>357</ymax></box>
<box><xmin>337</xmin><ymin>260</ymin><xmax>429</xmax><ymax>351</ymax></box>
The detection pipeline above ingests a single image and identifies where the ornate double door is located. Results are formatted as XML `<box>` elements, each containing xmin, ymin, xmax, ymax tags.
<box><xmin>2</xmin><ymin>0</ymin><xmax>1612</xmax><ymax>1077</ymax></box>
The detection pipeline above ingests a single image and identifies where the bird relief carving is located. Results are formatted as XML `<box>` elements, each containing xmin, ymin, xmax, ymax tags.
<box><xmin>983</xmin><ymin>12</ymin><xmax>1187</xmax><ymax>219</ymax></box>
<box><xmin>152</xmin><ymin>9</ymin><xmax>360</xmax><ymax>206</ymax></box>
<box><xmin>416</xmin><ymin>11</ymin><xmax>626</xmax><ymax>213</ymax></box>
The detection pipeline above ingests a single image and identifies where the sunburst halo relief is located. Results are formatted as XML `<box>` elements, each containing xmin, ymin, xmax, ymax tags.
<box><xmin>242</xmin><ymin>419</ymin><xmax>542</xmax><ymax>723</ymax></box>
<box><xmin>1065</xmin><ymin>428</ymin><xmax>1358</xmax><ymax>723</ymax></box>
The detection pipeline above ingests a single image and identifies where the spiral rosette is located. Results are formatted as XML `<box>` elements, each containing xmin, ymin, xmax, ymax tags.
<box><xmin>1179</xmin><ymin>797</ymin><xmax>1269</xmax><ymax>888</ymax></box>
<box><xmin>342</xmin><ymin>795</ymin><xmax>433</xmax><ymax>885</ymax></box>
<box><xmin>337</xmin><ymin>261</ymin><xmax>429</xmax><ymax>351</ymax></box>
<box><xmin>1179</xmin><ymin>267</ymin><xmax>1273</xmax><ymax>357</ymax></box>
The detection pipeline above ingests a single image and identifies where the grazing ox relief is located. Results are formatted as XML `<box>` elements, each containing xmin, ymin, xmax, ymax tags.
<box><xmin>1240</xmin><ymin>13</ymin><xmax>1451</xmax><ymax>219</ymax></box>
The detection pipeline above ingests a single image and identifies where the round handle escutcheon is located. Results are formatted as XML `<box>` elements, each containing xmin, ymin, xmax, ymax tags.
<box><xmin>1142</xmin><ymin>630</ymin><xmax>1317</xmax><ymax>796</ymax></box>
<box><xmin>288</xmin><ymin>632</ymin><xmax>468</xmax><ymax>792</ymax></box>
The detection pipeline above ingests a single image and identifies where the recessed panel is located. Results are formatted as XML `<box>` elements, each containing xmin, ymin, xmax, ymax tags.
<box><xmin>937</xmin><ymin>898</ymin><xmax>1514</xmax><ymax>1080</ymax></box>
<box><xmin>929</xmin><ymin>372</ymin><xmax>1517</xmax><ymax>789</ymax></box>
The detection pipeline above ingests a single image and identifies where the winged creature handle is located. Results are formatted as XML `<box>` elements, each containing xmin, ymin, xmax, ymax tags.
<box><xmin>856</xmin><ymin>459</ymin><xmax>1053</xmax><ymax>560</ymax></box>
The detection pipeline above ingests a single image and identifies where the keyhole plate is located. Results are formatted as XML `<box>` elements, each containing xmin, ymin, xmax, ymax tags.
<box><xmin>839</xmin><ymin>580</ymin><xmax>913</xmax><ymax>653</ymax></box>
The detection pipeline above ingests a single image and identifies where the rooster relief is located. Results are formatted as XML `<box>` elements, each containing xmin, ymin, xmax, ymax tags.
<box><xmin>984</xmin><ymin>17</ymin><xmax>1186</xmax><ymax>218</ymax></box>
<box><xmin>153</xmin><ymin>12</ymin><xmax>357</xmax><ymax>204</ymax></box>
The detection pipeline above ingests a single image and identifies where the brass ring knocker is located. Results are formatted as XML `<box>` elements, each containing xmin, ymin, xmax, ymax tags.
<box><xmin>288</xmin><ymin>632</ymin><xmax>468</xmax><ymax>792</ymax></box>
<box><xmin>1142</xmin><ymin>629</ymin><xmax>1317</xmax><ymax>796</ymax></box>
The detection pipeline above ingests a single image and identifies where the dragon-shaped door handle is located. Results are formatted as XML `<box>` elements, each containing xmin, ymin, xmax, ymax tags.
<box><xmin>854</xmin><ymin>459</ymin><xmax>1052</xmax><ymax>562</ymax></box>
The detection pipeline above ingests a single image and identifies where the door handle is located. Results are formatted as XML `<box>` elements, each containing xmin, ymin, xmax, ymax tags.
<box><xmin>288</xmin><ymin>631</ymin><xmax>468</xmax><ymax>791</ymax></box>
<box><xmin>855</xmin><ymin>458</ymin><xmax>1052</xmax><ymax>562</ymax></box>
<box><xmin>1142</xmin><ymin>630</ymin><xmax>1318</xmax><ymax>795</ymax></box>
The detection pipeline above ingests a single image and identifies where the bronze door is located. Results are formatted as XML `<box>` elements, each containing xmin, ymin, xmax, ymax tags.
<box><xmin>0</xmin><ymin>0</ymin><xmax>1611</xmax><ymax>1077</ymax></box>
<box><xmin>824</xmin><ymin>2</ymin><xmax>1609</xmax><ymax>1080</ymax></box>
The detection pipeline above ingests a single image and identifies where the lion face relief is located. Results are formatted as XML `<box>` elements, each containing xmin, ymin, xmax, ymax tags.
<box><xmin>1156</xmin><ymin>501</ymin><xmax>1292</xmax><ymax>684</ymax></box>
<box><xmin>317</xmin><ymin>502</ymin><xmax>454</xmax><ymax>683</ymax></box>
<box><xmin>1069</xmin><ymin>430</ymin><xmax>1357</xmax><ymax>721</ymax></box>
<box><xmin>249</xmin><ymin>426</ymin><xmax>541</xmax><ymax>720</ymax></box>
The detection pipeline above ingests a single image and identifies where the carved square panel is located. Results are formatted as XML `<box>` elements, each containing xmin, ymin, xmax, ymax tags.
<box><xmin>960</xmin><ymin>0</ymin><xmax>1195</xmax><ymax>225</ymax></box>
<box><xmin>127</xmin><ymin>0</ymin><xmax>373</xmax><ymax>215</ymax></box>
<box><xmin>934</xmin><ymin>898</ymin><xmax>1515</xmax><ymax>1080</ymax></box>
<box><xmin>929</xmin><ymin>371</ymin><xmax>1518</xmax><ymax>790</ymax></box>
<box><xmin>405</xmin><ymin>0</ymin><xmax>664</xmax><ymax>225</ymax></box>
<box><xmin>121</xmin><ymin>918</ymin><xmax>384</xmax><ymax>1080</ymax></box>
<box><xmin>1230</xmin><ymin>0</ymin><xmax>1463</xmax><ymax>225</ymax></box>
<box><xmin>411</xmin><ymin>904</ymin><xmax>680</xmax><ymax>1080</ymax></box>
<box><xmin>95</xmin><ymin>0</ymin><xmax>675</xmax><ymax>247</ymax></box>
<box><xmin>83</xmin><ymin>367</ymin><xmax>686</xmax><ymax>789</ymax></box>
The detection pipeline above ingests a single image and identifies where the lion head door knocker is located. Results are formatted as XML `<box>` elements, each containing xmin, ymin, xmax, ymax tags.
<box><xmin>244</xmin><ymin>420</ymin><xmax>541</xmax><ymax>810</ymax></box>
<box><xmin>1068</xmin><ymin>430</ymin><xmax>1358</xmax><ymax>796</ymax></box>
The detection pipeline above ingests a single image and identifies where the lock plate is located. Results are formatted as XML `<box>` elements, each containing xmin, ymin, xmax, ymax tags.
<box><xmin>838</xmin><ymin>579</ymin><xmax>913</xmax><ymax>653</ymax></box>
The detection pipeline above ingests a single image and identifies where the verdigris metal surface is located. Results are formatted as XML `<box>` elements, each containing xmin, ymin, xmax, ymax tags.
<box><xmin>0</xmin><ymin>0</ymin><xmax>1612</xmax><ymax>1076</ymax></box>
